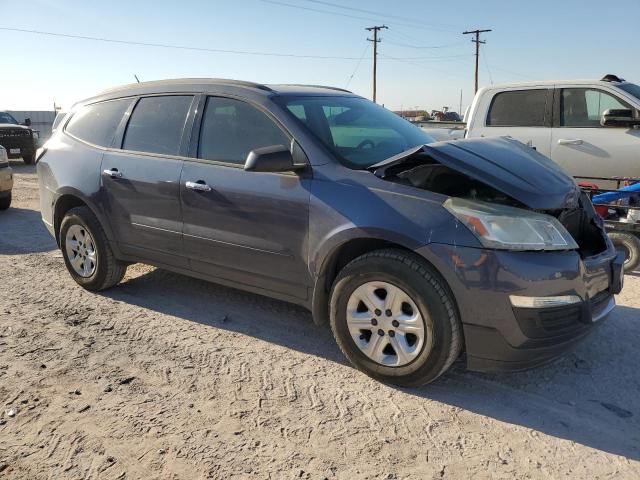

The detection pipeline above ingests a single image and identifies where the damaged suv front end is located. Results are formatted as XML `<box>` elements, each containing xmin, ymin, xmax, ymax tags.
<box><xmin>370</xmin><ymin>137</ymin><xmax>624</xmax><ymax>371</ymax></box>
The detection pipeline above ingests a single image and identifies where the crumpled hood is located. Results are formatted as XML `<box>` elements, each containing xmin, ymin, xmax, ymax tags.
<box><xmin>369</xmin><ymin>137</ymin><xmax>581</xmax><ymax>210</ymax></box>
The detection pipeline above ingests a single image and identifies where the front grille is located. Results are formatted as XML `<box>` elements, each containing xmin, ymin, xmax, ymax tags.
<box><xmin>0</xmin><ymin>129</ymin><xmax>33</xmax><ymax>152</ymax></box>
<box><xmin>0</xmin><ymin>129</ymin><xmax>31</xmax><ymax>138</ymax></box>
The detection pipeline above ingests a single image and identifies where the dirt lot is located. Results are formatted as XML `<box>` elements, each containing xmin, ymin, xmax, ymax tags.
<box><xmin>1</xmin><ymin>162</ymin><xmax>639</xmax><ymax>479</ymax></box>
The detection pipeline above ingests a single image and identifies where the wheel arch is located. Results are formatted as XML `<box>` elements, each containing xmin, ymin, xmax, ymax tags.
<box><xmin>53</xmin><ymin>188</ymin><xmax>115</xmax><ymax>248</ymax></box>
<box><xmin>311</xmin><ymin>232</ymin><xmax>422</xmax><ymax>326</ymax></box>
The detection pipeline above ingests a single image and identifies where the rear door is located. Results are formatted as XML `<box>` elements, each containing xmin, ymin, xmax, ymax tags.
<box><xmin>550</xmin><ymin>87</ymin><xmax>640</xmax><ymax>183</ymax></box>
<box><xmin>180</xmin><ymin>95</ymin><xmax>311</xmax><ymax>300</ymax></box>
<box><xmin>101</xmin><ymin>94</ymin><xmax>196</xmax><ymax>267</ymax></box>
<box><xmin>467</xmin><ymin>88</ymin><xmax>553</xmax><ymax>157</ymax></box>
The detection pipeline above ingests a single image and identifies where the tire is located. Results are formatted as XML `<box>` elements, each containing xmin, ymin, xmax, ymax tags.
<box><xmin>23</xmin><ymin>153</ymin><xmax>35</xmax><ymax>165</ymax></box>
<box><xmin>0</xmin><ymin>193</ymin><xmax>10</xmax><ymax>210</ymax></box>
<box><xmin>59</xmin><ymin>206</ymin><xmax>127</xmax><ymax>290</ymax></box>
<box><xmin>329</xmin><ymin>249</ymin><xmax>463</xmax><ymax>387</ymax></box>
<box><xmin>609</xmin><ymin>232</ymin><xmax>640</xmax><ymax>273</ymax></box>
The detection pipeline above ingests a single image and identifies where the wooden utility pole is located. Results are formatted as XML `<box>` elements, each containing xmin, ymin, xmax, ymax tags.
<box><xmin>366</xmin><ymin>25</ymin><xmax>387</xmax><ymax>103</ymax></box>
<box><xmin>462</xmin><ymin>29</ymin><xmax>491</xmax><ymax>94</ymax></box>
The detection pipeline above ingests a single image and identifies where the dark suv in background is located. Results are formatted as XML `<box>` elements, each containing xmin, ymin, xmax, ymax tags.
<box><xmin>37</xmin><ymin>79</ymin><xmax>623</xmax><ymax>386</ymax></box>
<box><xmin>0</xmin><ymin>111</ymin><xmax>37</xmax><ymax>164</ymax></box>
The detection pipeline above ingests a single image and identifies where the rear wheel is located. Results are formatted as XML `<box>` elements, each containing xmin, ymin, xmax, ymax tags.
<box><xmin>609</xmin><ymin>232</ymin><xmax>640</xmax><ymax>273</ymax></box>
<box><xmin>0</xmin><ymin>193</ymin><xmax>11</xmax><ymax>210</ymax></box>
<box><xmin>59</xmin><ymin>206</ymin><xmax>127</xmax><ymax>290</ymax></box>
<box><xmin>329</xmin><ymin>249</ymin><xmax>462</xmax><ymax>386</ymax></box>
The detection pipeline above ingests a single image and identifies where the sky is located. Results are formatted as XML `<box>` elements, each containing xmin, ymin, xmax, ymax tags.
<box><xmin>1</xmin><ymin>0</ymin><xmax>639</xmax><ymax>113</ymax></box>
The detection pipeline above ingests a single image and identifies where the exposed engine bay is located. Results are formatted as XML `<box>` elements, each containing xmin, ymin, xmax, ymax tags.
<box><xmin>376</xmin><ymin>153</ymin><xmax>608</xmax><ymax>258</ymax></box>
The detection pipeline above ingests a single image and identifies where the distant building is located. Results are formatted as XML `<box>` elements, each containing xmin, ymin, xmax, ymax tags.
<box><xmin>6</xmin><ymin>110</ymin><xmax>57</xmax><ymax>143</ymax></box>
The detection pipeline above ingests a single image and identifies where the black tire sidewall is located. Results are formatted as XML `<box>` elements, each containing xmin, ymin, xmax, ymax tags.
<box><xmin>330</xmin><ymin>254</ymin><xmax>456</xmax><ymax>386</ymax></box>
<box><xmin>610</xmin><ymin>233</ymin><xmax>640</xmax><ymax>273</ymax></box>
<box><xmin>59</xmin><ymin>208</ymin><xmax>110</xmax><ymax>290</ymax></box>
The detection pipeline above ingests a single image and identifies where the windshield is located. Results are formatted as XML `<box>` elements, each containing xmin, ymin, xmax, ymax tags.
<box><xmin>0</xmin><ymin>112</ymin><xmax>18</xmax><ymax>125</ymax></box>
<box><xmin>618</xmin><ymin>83</ymin><xmax>640</xmax><ymax>102</ymax></box>
<box><xmin>276</xmin><ymin>96</ymin><xmax>435</xmax><ymax>169</ymax></box>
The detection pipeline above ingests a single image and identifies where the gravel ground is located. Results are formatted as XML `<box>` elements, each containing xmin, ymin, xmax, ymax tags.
<box><xmin>1</xmin><ymin>162</ymin><xmax>639</xmax><ymax>479</ymax></box>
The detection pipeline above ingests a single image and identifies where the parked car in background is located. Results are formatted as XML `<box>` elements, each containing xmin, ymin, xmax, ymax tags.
<box><xmin>0</xmin><ymin>145</ymin><xmax>13</xmax><ymax>210</ymax></box>
<box><xmin>37</xmin><ymin>79</ymin><xmax>623</xmax><ymax>386</ymax></box>
<box><xmin>0</xmin><ymin>111</ymin><xmax>38</xmax><ymax>164</ymax></box>
<box><xmin>462</xmin><ymin>75</ymin><xmax>640</xmax><ymax>183</ymax></box>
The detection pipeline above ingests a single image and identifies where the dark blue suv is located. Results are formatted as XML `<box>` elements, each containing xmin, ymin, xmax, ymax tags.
<box><xmin>36</xmin><ymin>79</ymin><xmax>624</xmax><ymax>385</ymax></box>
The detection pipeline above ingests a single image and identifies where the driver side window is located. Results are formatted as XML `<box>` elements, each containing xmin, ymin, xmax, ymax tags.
<box><xmin>198</xmin><ymin>97</ymin><xmax>290</xmax><ymax>165</ymax></box>
<box><xmin>561</xmin><ymin>89</ymin><xmax>631</xmax><ymax>127</ymax></box>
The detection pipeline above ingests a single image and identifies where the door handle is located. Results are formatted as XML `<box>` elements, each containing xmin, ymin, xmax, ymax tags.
<box><xmin>557</xmin><ymin>139</ymin><xmax>584</xmax><ymax>146</ymax></box>
<box><xmin>185</xmin><ymin>180</ymin><xmax>212</xmax><ymax>192</ymax></box>
<box><xmin>102</xmin><ymin>168</ymin><xmax>123</xmax><ymax>178</ymax></box>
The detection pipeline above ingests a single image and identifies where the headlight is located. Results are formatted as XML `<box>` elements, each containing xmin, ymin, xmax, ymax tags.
<box><xmin>443</xmin><ymin>197</ymin><xmax>578</xmax><ymax>251</ymax></box>
<box><xmin>0</xmin><ymin>147</ymin><xmax>7</xmax><ymax>163</ymax></box>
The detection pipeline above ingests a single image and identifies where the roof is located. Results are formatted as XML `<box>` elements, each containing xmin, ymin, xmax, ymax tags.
<box><xmin>94</xmin><ymin>78</ymin><xmax>353</xmax><ymax>99</ymax></box>
<box><xmin>478</xmin><ymin>78</ymin><xmax>636</xmax><ymax>90</ymax></box>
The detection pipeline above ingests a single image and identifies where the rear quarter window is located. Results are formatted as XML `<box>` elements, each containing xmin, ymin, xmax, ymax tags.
<box><xmin>65</xmin><ymin>98</ymin><xmax>132</xmax><ymax>147</ymax></box>
<box><xmin>486</xmin><ymin>89</ymin><xmax>549</xmax><ymax>127</ymax></box>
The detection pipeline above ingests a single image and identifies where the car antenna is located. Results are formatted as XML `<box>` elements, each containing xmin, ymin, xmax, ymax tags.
<box><xmin>134</xmin><ymin>74</ymin><xmax>141</xmax><ymax>83</ymax></box>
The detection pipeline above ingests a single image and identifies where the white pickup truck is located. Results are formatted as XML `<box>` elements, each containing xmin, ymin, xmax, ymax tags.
<box><xmin>427</xmin><ymin>75</ymin><xmax>640</xmax><ymax>182</ymax></box>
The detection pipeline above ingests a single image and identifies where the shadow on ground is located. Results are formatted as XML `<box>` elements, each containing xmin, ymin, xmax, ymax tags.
<box><xmin>100</xmin><ymin>266</ymin><xmax>640</xmax><ymax>461</ymax></box>
<box><xmin>0</xmin><ymin>207</ymin><xmax>57</xmax><ymax>254</ymax></box>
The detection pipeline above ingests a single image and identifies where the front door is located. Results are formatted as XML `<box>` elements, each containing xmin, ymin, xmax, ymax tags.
<box><xmin>101</xmin><ymin>95</ymin><xmax>195</xmax><ymax>267</ymax></box>
<box><xmin>550</xmin><ymin>87</ymin><xmax>640</xmax><ymax>185</ymax></box>
<box><xmin>180</xmin><ymin>96</ymin><xmax>311</xmax><ymax>300</ymax></box>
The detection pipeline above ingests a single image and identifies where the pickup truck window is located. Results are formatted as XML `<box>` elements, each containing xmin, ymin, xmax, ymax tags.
<box><xmin>560</xmin><ymin>88</ymin><xmax>631</xmax><ymax>127</ymax></box>
<box><xmin>617</xmin><ymin>83</ymin><xmax>640</xmax><ymax>102</ymax></box>
<box><xmin>486</xmin><ymin>89</ymin><xmax>548</xmax><ymax>127</ymax></box>
<box><xmin>0</xmin><ymin>112</ymin><xmax>18</xmax><ymax>125</ymax></box>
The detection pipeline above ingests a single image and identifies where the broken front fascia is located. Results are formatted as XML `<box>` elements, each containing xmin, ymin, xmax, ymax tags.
<box><xmin>370</xmin><ymin>138</ymin><xmax>607</xmax><ymax>256</ymax></box>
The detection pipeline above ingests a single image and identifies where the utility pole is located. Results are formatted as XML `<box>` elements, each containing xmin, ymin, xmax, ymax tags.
<box><xmin>366</xmin><ymin>25</ymin><xmax>387</xmax><ymax>103</ymax></box>
<box><xmin>462</xmin><ymin>29</ymin><xmax>491</xmax><ymax>94</ymax></box>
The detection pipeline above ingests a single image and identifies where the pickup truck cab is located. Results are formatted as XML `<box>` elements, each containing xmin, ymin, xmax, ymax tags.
<box><xmin>464</xmin><ymin>75</ymin><xmax>640</xmax><ymax>182</ymax></box>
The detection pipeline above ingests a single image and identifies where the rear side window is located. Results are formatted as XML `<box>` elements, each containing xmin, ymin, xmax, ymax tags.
<box><xmin>123</xmin><ymin>96</ymin><xmax>193</xmax><ymax>156</ymax></box>
<box><xmin>487</xmin><ymin>89</ymin><xmax>548</xmax><ymax>127</ymax></box>
<box><xmin>198</xmin><ymin>97</ymin><xmax>289</xmax><ymax>164</ymax></box>
<box><xmin>65</xmin><ymin>98</ymin><xmax>131</xmax><ymax>147</ymax></box>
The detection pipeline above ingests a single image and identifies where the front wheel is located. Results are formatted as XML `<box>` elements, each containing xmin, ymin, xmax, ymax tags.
<box><xmin>329</xmin><ymin>249</ymin><xmax>463</xmax><ymax>387</ymax></box>
<box><xmin>59</xmin><ymin>206</ymin><xmax>127</xmax><ymax>290</ymax></box>
<box><xmin>23</xmin><ymin>153</ymin><xmax>35</xmax><ymax>165</ymax></box>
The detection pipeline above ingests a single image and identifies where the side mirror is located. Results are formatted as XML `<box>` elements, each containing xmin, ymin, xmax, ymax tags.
<box><xmin>600</xmin><ymin>108</ymin><xmax>639</xmax><ymax>127</ymax></box>
<box><xmin>23</xmin><ymin>118</ymin><xmax>31</xmax><ymax>127</ymax></box>
<box><xmin>244</xmin><ymin>145</ymin><xmax>305</xmax><ymax>172</ymax></box>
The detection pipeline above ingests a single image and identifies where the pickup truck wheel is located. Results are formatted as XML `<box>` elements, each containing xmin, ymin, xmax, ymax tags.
<box><xmin>329</xmin><ymin>249</ymin><xmax>462</xmax><ymax>387</ymax></box>
<box><xmin>23</xmin><ymin>153</ymin><xmax>35</xmax><ymax>165</ymax></box>
<box><xmin>0</xmin><ymin>193</ymin><xmax>11</xmax><ymax>210</ymax></box>
<box><xmin>59</xmin><ymin>206</ymin><xmax>127</xmax><ymax>290</ymax></box>
<box><xmin>609</xmin><ymin>232</ymin><xmax>640</xmax><ymax>273</ymax></box>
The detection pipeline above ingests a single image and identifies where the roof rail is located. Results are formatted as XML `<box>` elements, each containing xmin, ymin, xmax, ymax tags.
<box><xmin>280</xmin><ymin>84</ymin><xmax>352</xmax><ymax>93</ymax></box>
<box><xmin>98</xmin><ymin>78</ymin><xmax>273</xmax><ymax>95</ymax></box>
<box><xmin>601</xmin><ymin>74</ymin><xmax>625</xmax><ymax>83</ymax></box>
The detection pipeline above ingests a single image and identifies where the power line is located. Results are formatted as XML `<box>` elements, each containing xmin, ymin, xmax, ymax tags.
<box><xmin>0</xmin><ymin>26</ymin><xmax>363</xmax><ymax>60</ymax></box>
<box><xmin>383</xmin><ymin>39</ymin><xmax>467</xmax><ymax>50</ymax></box>
<box><xmin>462</xmin><ymin>28</ymin><xmax>492</xmax><ymax>94</ymax></box>
<box><xmin>345</xmin><ymin>42</ymin><xmax>370</xmax><ymax>88</ymax></box>
<box><xmin>259</xmin><ymin>0</ymin><xmax>456</xmax><ymax>33</ymax></box>
<box><xmin>302</xmin><ymin>0</ymin><xmax>461</xmax><ymax>32</ymax></box>
<box><xmin>366</xmin><ymin>25</ymin><xmax>387</xmax><ymax>103</ymax></box>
